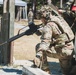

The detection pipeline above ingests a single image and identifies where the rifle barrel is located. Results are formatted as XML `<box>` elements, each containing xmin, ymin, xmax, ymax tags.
<box><xmin>0</xmin><ymin>23</ymin><xmax>39</xmax><ymax>46</ymax></box>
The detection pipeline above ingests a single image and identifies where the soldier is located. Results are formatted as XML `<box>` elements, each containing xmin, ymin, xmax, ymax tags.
<box><xmin>28</xmin><ymin>8</ymin><xmax>34</xmax><ymax>24</ymax></box>
<box><xmin>34</xmin><ymin>5</ymin><xmax>74</xmax><ymax>75</ymax></box>
<box><xmin>58</xmin><ymin>0</ymin><xmax>75</xmax><ymax>15</ymax></box>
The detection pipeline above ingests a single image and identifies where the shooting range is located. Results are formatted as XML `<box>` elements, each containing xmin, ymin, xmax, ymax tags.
<box><xmin>0</xmin><ymin>0</ymin><xmax>28</xmax><ymax>65</ymax></box>
<box><xmin>0</xmin><ymin>0</ymin><xmax>15</xmax><ymax>64</ymax></box>
<box><xmin>0</xmin><ymin>0</ymin><xmax>76</xmax><ymax>75</ymax></box>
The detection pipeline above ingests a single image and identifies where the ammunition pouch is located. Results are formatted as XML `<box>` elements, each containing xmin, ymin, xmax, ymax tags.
<box><xmin>55</xmin><ymin>33</ymin><xmax>69</xmax><ymax>47</ymax></box>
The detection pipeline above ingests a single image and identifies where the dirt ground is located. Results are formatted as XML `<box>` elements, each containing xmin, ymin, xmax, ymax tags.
<box><xmin>13</xmin><ymin>20</ymin><xmax>41</xmax><ymax>60</ymax></box>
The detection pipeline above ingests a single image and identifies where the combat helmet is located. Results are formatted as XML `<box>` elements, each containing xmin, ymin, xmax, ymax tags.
<box><xmin>39</xmin><ymin>5</ymin><xmax>52</xmax><ymax>20</ymax></box>
<box><xmin>40</xmin><ymin>5</ymin><xmax>52</xmax><ymax>14</ymax></box>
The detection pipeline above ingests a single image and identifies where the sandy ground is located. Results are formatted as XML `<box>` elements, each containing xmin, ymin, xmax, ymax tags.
<box><xmin>14</xmin><ymin>20</ymin><xmax>41</xmax><ymax>60</ymax></box>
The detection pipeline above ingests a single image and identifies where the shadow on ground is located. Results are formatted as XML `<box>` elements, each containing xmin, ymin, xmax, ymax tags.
<box><xmin>0</xmin><ymin>60</ymin><xmax>63</xmax><ymax>75</ymax></box>
<box><xmin>0</xmin><ymin>68</ymin><xmax>22</xmax><ymax>75</ymax></box>
<box><xmin>48</xmin><ymin>62</ymin><xmax>62</xmax><ymax>75</ymax></box>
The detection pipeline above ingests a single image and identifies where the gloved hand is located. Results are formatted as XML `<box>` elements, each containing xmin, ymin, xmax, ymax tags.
<box><xmin>33</xmin><ymin>56</ymin><xmax>41</xmax><ymax>68</ymax></box>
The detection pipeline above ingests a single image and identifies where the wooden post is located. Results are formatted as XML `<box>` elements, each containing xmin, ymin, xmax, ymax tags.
<box><xmin>9</xmin><ymin>0</ymin><xmax>15</xmax><ymax>64</ymax></box>
<box><xmin>1</xmin><ymin>13</ymin><xmax>10</xmax><ymax>64</ymax></box>
<box><xmin>1</xmin><ymin>0</ymin><xmax>15</xmax><ymax>64</ymax></box>
<box><xmin>0</xmin><ymin>17</ymin><xmax>2</xmax><ymax>64</ymax></box>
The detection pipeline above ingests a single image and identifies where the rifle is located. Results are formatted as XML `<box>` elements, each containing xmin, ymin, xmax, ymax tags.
<box><xmin>0</xmin><ymin>23</ymin><xmax>40</xmax><ymax>46</ymax></box>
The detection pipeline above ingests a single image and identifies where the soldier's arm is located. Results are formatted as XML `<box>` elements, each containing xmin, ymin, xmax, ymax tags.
<box><xmin>38</xmin><ymin>24</ymin><xmax>53</xmax><ymax>51</ymax></box>
<box><xmin>35</xmin><ymin>24</ymin><xmax>43</xmax><ymax>36</ymax></box>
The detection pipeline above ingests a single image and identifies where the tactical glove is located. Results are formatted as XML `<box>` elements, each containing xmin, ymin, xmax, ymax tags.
<box><xmin>33</xmin><ymin>55</ymin><xmax>41</xmax><ymax>68</ymax></box>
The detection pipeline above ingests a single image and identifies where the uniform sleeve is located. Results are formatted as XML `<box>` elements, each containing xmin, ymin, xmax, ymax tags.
<box><xmin>38</xmin><ymin>24</ymin><xmax>53</xmax><ymax>51</ymax></box>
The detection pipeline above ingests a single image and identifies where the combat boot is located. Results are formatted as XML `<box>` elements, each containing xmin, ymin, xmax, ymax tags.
<box><xmin>42</xmin><ymin>67</ymin><xmax>51</xmax><ymax>74</ymax></box>
<box><xmin>41</xmin><ymin>63</ymin><xmax>51</xmax><ymax>74</ymax></box>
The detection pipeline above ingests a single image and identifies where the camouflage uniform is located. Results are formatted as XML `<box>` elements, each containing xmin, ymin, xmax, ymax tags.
<box><xmin>35</xmin><ymin>5</ymin><xmax>74</xmax><ymax>75</ymax></box>
<box><xmin>36</xmin><ymin>21</ymin><xmax>74</xmax><ymax>74</ymax></box>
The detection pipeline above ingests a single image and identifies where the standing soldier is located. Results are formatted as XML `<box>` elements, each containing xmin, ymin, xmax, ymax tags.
<box><xmin>34</xmin><ymin>5</ymin><xmax>74</xmax><ymax>75</ymax></box>
<box><xmin>28</xmin><ymin>8</ymin><xmax>34</xmax><ymax>24</ymax></box>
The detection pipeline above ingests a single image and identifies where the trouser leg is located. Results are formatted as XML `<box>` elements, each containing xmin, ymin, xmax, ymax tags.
<box><xmin>59</xmin><ymin>56</ymin><xmax>72</xmax><ymax>75</ymax></box>
<box><xmin>35</xmin><ymin>43</ymin><xmax>73</xmax><ymax>74</ymax></box>
<box><xmin>41</xmin><ymin>51</ymin><xmax>49</xmax><ymax>70</ymax></box>
<box><xmin>41</xmin><ymin>51</ymin><xmax>51</xmax><ymax>74</ymax></box>
<box><xmin>35</xmin><ymin>43</ymin><xmax>49</xmax><ymax>70</ymax></box>
<box><xmin>46</xmin><ymin>48</ymin><xmax>73</xmax><ymax>75</ymax></box>
<box><xmin>54</xmin><ymin>45</ymin><xmax>73</xmax><ymax>75</ymax></box>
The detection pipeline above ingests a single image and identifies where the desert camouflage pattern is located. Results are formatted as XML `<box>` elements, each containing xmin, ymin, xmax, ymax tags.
<box><xmin>36</xmin><ymin>21</ymin><xmax>73</xmax><ymax>56</ymax></box>
<box><xmin>40</xmin><ymin>5</ymin><xmax>74</xmax><ymax>41</ymax></box>
<box><xmin>36</xmin><ymin>21</ymin><xmax>74</xmax><ymax>74</ymax></box>
<box><xmin>35</xmin><ymin>5</ymin><xmax>74</xmax><ymax>74</ymax></box>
